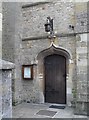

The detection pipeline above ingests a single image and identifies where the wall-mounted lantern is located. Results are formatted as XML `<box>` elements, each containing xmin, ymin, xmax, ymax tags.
<box><xmin>44</xmin><ymin>16</ymin><xmax>55</xmax><ymax>38</ymax></box>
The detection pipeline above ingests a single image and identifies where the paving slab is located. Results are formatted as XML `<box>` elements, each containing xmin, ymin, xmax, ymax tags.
<box><xmin>12</xmin><ymin>102</ymin><xmax>88</xmax><ymax>119</ymax></box>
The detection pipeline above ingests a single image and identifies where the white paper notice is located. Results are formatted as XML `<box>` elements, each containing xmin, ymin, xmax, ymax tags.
<box><xmin>24</xmin><ymin>67</ymin><xmax>31</xmax><ymax>78</ymax></box>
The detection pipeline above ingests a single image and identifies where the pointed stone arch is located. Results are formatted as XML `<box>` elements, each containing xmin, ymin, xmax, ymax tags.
<box><xmin>37</xmin><ymin>43</ymin><xmax>72</xmax><ymax>60</ymax></box>
<box><xmin>36</xmin><ymin>43</ymin><xmax>73</xmax><ymax>105</ymax></box>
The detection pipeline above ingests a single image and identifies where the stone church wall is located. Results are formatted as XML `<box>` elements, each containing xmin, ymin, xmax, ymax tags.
<box><xmin>2</xmin><ymin>3</ymin><xmax>16</xmax><ymax>63</ymax></box>
<box><xmin>19</xmin><ymin>1</ymin><xmax>76</xmax><ymax>105</ymax></box>
<box><xmin>74</xmin><ymin>2</ymin><xmax>88</xmax><ymax>115</ymax></box>
<box><xmin>2</xmin><ymin>1</ymin><xmax>89</xmax><ymax>116</ymax></box>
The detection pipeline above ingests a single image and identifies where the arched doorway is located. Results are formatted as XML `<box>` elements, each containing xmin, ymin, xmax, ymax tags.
<box><xmin>44</xmin><ymin>54</ymin><xmax>66</xmax><ymax>104</ymax></box>
<box><xmin>37</xmin><ymin>44</ymin><xmax>73</xmax><ymax>105</ymax></box>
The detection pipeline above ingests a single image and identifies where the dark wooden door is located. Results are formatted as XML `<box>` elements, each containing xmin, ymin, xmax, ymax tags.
<box><xmin>44</xmin><ymin>54</ymin><xmax>66</xmax><ymax>104</ymax></box>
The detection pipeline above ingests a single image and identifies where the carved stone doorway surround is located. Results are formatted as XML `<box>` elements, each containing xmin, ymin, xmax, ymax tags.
<box><xmin>37</xmin><ymin>43</ymin><xmax>73</xmax><ymax>106</ymax></box>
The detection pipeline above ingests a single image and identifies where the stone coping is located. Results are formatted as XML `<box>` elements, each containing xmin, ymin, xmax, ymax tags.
<box><xmin>0</xmin><ymin>59</ymin><xmax>15</xmax><ymax>70</ymax></box>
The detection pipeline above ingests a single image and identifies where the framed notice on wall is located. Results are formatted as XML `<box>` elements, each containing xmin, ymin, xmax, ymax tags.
<box><xmin>22</xmin><ymin>65</ymin><xmax>33</xmax><ymax>80</ymax></box>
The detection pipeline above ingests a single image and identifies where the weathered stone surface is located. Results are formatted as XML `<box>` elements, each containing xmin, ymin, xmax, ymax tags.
<box><xmin>0</xmin><ymin>60</ymin><xmax>14</xmax><ymax>118</ymax></box>
<box><xmin>2</xmin><ymin>2</ymin><xmax>16</xmax><ymax>62</ymax></box>
<box><xmin>0</xmin><ymin>8</ymin><xmax>1</xmax><ymax>47</ymax></box>
<box><xmin>0</xmin><ymin>71</ymin><xmax>2</xmax><ymax>119</ymax></box>
<box><xmin>2</xmin><ymin>1</ymin><xmax>88</xmax><ymax>116</ymax></box>
<box><xmin>0</xmin><ymin>59</ymin><xmax>15</xmax><ymax>69</ymax></box>
<box><xmin>22</xmin><ymin>2</ymin><xmax>75</xmax><ymax>38</ymax></box>
<box><xmin>75</xmin><ymin>101</ymin><xmax>88</xmax><ymax>115</ymax></box>
<box><xmin>75</xmin><ymin>2</ymin><xmax>87</xmax><ymax>33</ymax></box>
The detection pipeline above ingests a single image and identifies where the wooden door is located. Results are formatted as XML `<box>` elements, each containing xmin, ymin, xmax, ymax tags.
<box><xmin>44</xmin><ymin>54</ymin><xmax>66</xmax><ymax>104</ymax></box>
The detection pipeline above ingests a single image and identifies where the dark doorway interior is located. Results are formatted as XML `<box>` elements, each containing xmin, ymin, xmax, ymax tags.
<box><xmin>44</xmin><ymin>54</ymin><xmax>66</xmax><ymax>104</ymax></box>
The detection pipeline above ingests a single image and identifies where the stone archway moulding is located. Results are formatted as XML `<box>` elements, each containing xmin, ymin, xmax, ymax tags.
<box><xmin>36</xmin><ymin>42</ymin><xmax>73</xmax><ymax>105</ymax></box>
<box><xmin>36</xmin><ymin>42</ymin><xmax>72</xmax><ymax>61</ymax></box>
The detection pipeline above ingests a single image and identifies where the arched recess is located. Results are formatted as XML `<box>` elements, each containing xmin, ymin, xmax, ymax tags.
<box><xmin>37</xmin><ymin>43</ymin><xmax>73</xmax><ymax>105</ymax></box>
